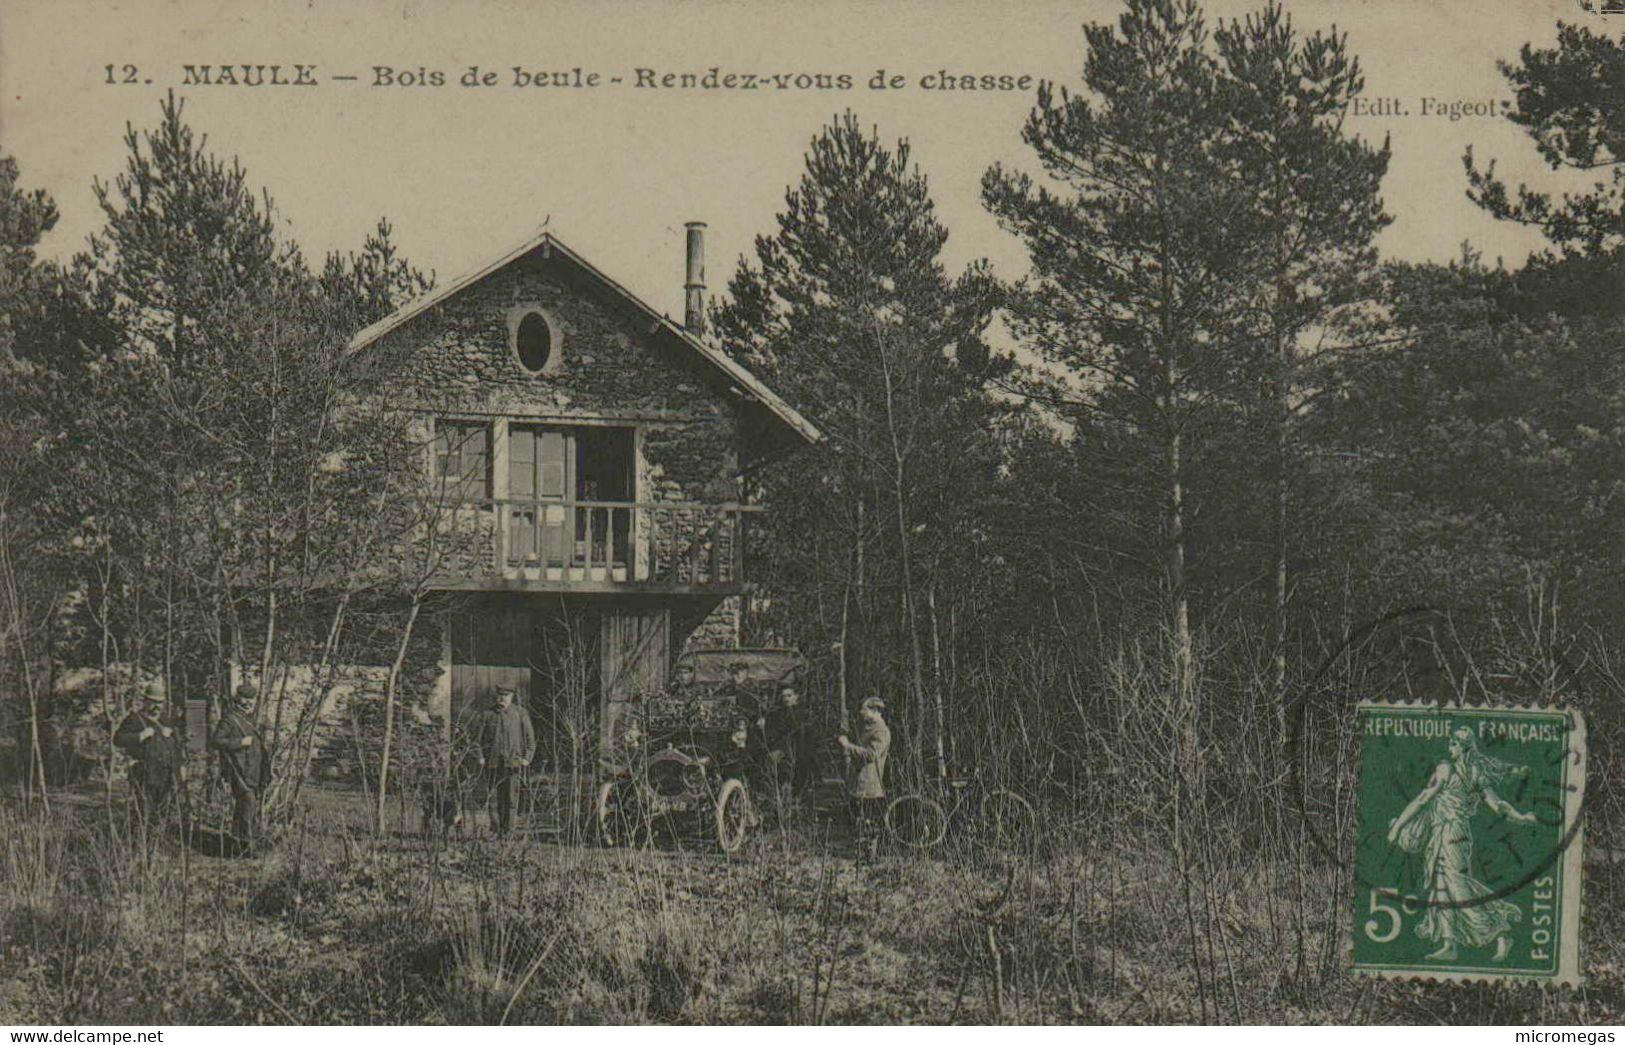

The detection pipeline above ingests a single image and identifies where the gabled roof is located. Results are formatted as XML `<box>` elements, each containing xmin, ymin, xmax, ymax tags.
<box><xmin>345</xmin><ymin>227</ymin><xmax>821</xmax><ymax>445</ymax></box>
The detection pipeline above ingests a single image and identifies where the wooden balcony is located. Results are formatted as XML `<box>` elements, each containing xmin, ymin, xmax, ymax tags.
<box><xmin>430</xmin><ymin>498</ymin><xmax>762</xmax><ymax>594</ymax></box>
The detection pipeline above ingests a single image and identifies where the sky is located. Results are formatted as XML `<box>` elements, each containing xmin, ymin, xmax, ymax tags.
<box><xmin>0</xmin><ymin>0</ymin><xmax>1596</xmax><ymax>323</ymax></box>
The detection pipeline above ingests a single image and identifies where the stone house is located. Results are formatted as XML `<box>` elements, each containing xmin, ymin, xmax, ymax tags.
<box><xmin>339</xmin><ymin>222</ymin><xmax>818</xmax><ymax>772</ymax></box>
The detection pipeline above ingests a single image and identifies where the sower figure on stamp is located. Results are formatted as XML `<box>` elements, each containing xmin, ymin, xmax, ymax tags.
<box><xmin>210</xmin><ymin>682</ymin><xmax>271</xmax><ymax>852</ymax></box>
<box><xmin>1387</xmin><ymin>725</ymin><xmax>1538</xmax><ymax>962</ymax></box>
<box><xmin>114</xmin><ymin>678</ymin><xmax>183</xmax><ymax>839</ymax></box>
<box><xmin>473</xmin><ymin>686</ymin><xmax>534</xmax><ymax>837</ymax></box>
<box><xmin>838</xmin><ymin>696</ymin><xmax>891</xmax><ymax>859</ymax></box>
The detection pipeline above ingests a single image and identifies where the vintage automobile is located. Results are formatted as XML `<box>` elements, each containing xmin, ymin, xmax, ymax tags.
<box><xmin>595</xmin><ymin>647</ymin><xmax>807</xmax><ymax>853</ymax></box>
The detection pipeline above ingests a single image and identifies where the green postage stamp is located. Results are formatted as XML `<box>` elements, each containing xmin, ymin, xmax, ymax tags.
<box><xmin>1354</xmin><ymin>702</ymin><xmax>1586</xmax><ymax>985</ymax></box>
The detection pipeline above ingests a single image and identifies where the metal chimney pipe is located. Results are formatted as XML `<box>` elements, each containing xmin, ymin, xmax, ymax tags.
<box><xmin>684</xmin><ymin>221</ymin><xmax>706</xmax><ymax>335</ymax></box>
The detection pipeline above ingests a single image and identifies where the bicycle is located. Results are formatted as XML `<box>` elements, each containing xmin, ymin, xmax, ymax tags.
<box><xmin>883</xmin><ymin>770</ymin><xmax>1039</xmax><ymax>856</ymax></box>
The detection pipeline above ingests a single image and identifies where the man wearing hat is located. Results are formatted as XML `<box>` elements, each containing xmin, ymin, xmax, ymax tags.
<box><xmin>210</xmin><ymin>681</ymin><xmax>271</xmax><ymax>850</ymax></box>
<box><xmin>838</xmin><ymin>696</ymin><xmax>892</xmax><ymax>858</ymax></box>
<box><xmin>717</xmin><ymin>659</ymin><xmax>763</xmax><ymax>726</ymax></box>
<box><xmin>114</xmin><ymin>678</ymin><xmax>184</xmax><ymax>833</ymax></box>
<box><xmin>472</xmin><ymin>685</ymin><xmax>534</xmax><ymax>836</ymax></box>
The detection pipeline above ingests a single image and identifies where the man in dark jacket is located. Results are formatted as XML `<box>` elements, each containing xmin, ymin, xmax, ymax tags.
<box><xmin>210</xmin><ymin>682</ymin><xmax>270</xmax><ymax>851</ymax></box>
<box><xmin>764</xmin><ymin>680</ymin><xmax>811</xmax><ymax>799</ymax></box>
<box><xmin>114</xmin><ymin>679</ymin><xmax>183</xmax><ymax>833</ymax></box>
<box><xmin>473</xmin><ymin>686</ymin><xmax>535</xmax><ymax>836</ymax></box>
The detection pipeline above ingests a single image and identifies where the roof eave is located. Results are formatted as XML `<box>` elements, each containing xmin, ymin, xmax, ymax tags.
<box><xmin>345</xmin><ymin>229</ymin><xmax>822</xmax><ymax>447</ymax></box>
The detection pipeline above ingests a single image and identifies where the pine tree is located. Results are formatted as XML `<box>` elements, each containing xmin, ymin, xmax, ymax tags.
<box><xmin>89</xmin><ymin>91</ymin><xmax>303</xmax><ymax>375</ymax></box>
<box><xmin>0</xmin><ymin>151</ymin><xmax>60</xmax><ymax>372</ymax></box>
<box><xmin>983</xmin><ymin>0</ymin><xmax>1259</xmax><ymax>764</ymax></box>
<box><xmin>31</xmin><ymin>94</ymin><xmax>435</xmax><ymax>817</ymax></box>
<box><xmin>319</xmin><ymin>217</ymin><xmax>435</xmax><ymax>329</ymax></box>
<box><xmin>1212</xmin><ymin>3</ymin><xmax>1390</xmax><ymax>729</ymax></box>
<box><xmin>713</xmin><ymin>111</ymin><xmax>1004</xmax><ymax>773</ymax></box>
<box><xmin>0</xmin><ymin>151</ymin><xmax>64</xmax><ymax>800</ymax></box>
<box><xmin>1465</xmin><ymin>22</ymin><xmax>1625</xmax><ymax>255</ymax></box>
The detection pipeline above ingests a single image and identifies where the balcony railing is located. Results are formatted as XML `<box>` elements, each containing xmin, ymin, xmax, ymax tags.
<box><xmin>434</xmin><ymin>499</ymin><xmax>762</xmax><ymax>590</ymax></box>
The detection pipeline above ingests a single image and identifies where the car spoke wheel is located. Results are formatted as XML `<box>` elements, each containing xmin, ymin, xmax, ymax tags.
<box><xmin>714</xmin><ymin>778</ymin><xmax>751</xmax><ymax>853</ymax></box>
<box><xmin>885</xmin><ymin>794</ymin><xmax>947</xmax><ymax>849</ymax></box>
<box><xmin>978</xmin><ymin>789</ymin><xmax>1038</xmax><ymax>855</ymax></box>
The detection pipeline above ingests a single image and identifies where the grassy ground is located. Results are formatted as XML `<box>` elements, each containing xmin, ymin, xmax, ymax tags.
<box><xmin>1</xmin><ymin>782</ymin><xmax>1621</xmax><ymax>1025</ymax></box>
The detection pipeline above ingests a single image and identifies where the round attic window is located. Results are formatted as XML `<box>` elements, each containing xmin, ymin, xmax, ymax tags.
<box><xmin>511</xmin><ymin>309</ymin><xmax>559</xmax><ymax>374</ymax></box>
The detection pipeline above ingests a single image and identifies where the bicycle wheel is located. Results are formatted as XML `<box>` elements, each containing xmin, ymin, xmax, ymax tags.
<box><xmin>978</xmin><ymin>789</ymin><xmax>1039</xmax><ymax>855</ymax></box>
<box><xmin>884</xmin><ymin>793</ymin><xmax>947</xmax><ymax>849</ymax></box>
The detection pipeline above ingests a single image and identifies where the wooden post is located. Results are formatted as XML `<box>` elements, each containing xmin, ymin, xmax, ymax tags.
<box><xmin>708</xmin><ymin>512</ymin><xmax>721</xmax><ymax>584</ymax></box>
<box><xmin>583</xmin><ymin>502</ymin><xmax>594</xmax><ymax>574</ymax></box>
<box><xmin>493</xmin><ymin>501</ymin><xmax>506</xmax><ymax>572</ymax></box>
<box><xmin>491</xmin><ymin>419</ymin><xmax>510</xmax><ymax>572</ymax></box>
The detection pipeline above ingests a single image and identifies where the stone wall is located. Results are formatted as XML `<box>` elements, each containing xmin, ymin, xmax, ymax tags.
<box><xmin>682</xmin><ymin>597</ymin><xmax>741</xmax><ymax>652</ymax></box>
<box><xmin>381</xmin><ymin>253</ymin><xmax>743</xmax><ymax>506</ymax></box>
<box><xmin>237</xmin><ymin>605</ymin><xmax>449</xmax><ymax>784</ymax></box>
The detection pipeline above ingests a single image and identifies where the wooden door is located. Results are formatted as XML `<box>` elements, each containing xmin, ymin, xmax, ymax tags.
<box><xmin>599</xmin><ymin>606</ymin><xmax>669</xmax><ymax>755</ymax></box>
<box><xmin>449</xmin><ymin>606</ymin><xmax>534</xmax><ymax>734</ymax></box>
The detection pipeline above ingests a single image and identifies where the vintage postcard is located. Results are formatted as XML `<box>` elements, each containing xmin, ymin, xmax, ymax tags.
<box><xmin>1</xmin><ymin>0</ymin><xmax>1621</xmax><ymax>1031</ymax></box>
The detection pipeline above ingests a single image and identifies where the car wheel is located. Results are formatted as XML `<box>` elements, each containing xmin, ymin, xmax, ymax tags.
<box><xmin>714</xmin><ymin>778</ymin><xmax>751</xmax><ymax>854</ymax></box>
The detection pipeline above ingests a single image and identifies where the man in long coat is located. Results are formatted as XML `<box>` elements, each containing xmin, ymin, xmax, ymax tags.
<box><xmin>210</xmin><ymin>682</ymin><xmax>270</xmax><ymax>851</ymax></box>
<box><xmin>838</xmin><ymin>696</ymin><xmax>891</xmax><ymax>858</ymax></box>
<box><xmin>114</xmin><ymin>678</ymin><xmax>184</xmax><ymax>834</ymax></box>
<box><xmin>473</xmin><ymin>686</ymin><xmax>535</xmax><ymax>836</ymax></box>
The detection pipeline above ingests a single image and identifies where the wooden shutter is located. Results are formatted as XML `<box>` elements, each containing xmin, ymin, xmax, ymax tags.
<box><xmin>433</xmin><ymin>425</ymin><xmax>455</xmax><ymax>498</ymax></box>
<box><xmin>509</xmin><ymin>427</ymin><xmax>536</xmax><ymax>499</ymax></box>
<box><xmin>540</xmin><ymin>431</ymin><xmax>570</xmax><ymax>566</ymax></box>
<box><xmin>539</xmin><ymin>431</ymin><xmax>568</xmax><ymax>499</ymax></box>
<box><xmin>460</xmin><ymin>424</ymin><xmax>489</xmax><ymax>501</ymax></box>
<box><xmin>435</xmin><ymin>421</ymin><xmax>489</xmax><ymax>502</ymax></box>
<box><xmin>508</xmin><ymin>427</ymin><xmax>536</xmax><ymax>561</ymax></box>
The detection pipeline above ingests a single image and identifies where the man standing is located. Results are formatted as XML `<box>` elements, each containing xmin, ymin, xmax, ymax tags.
<box><xmin>764</xmin><ymin>680</ymin><xmax>811</xmax><ymax>801</ymax></box>
<box><xmin>114</xmin><ymin>678</ymin><xmax>183</xmax><ymax>835</ymax></box>
<box><xmin>210</xmin><ymin>682</ymin><xmax>271</xmax><ymax>852</ymax></box>
<box><xmin>838</xmin><ymin>697</ymin><xmax>891</xmax><ymax>858</ymax></box>
<box><xmin>473</xmin><ymin>686</ymin><xmax>534</xmax><ymax>837</ymax></box>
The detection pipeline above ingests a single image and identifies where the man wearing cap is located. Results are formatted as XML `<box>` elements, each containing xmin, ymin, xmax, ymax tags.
<box><xmin>838</xmin><ymin>697</ymin><xmax>892</xmax><ymax>858</ymax></box>
<box><xmin>210</xmin><ymin>682</ymin><xmax>271</xmax><ymax>851</ymax></box>
<box><xmin>718</xmin><ymin>660</ymin><xmax>760</xmax><ymax>719</ymax></box>
<box><xmin>669</xmin><ymin>662</ymin><xmax>698</xmax><ymax>699</ymax></box>
<box><xmin>472</xmin><ymin>686</ymin><xmax>534</xmax><ymax>836</ymax></box>
<box><xmin>114</xmin><ymin>678</ymin><xmax>184</xmax><ymax>833</ymax></box>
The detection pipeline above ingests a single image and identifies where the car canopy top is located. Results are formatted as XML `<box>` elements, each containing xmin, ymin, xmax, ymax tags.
<box><xmin>672</xmin><ymin>648</ymin><xmax>807</xmax><ymax>686</ymax></box>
